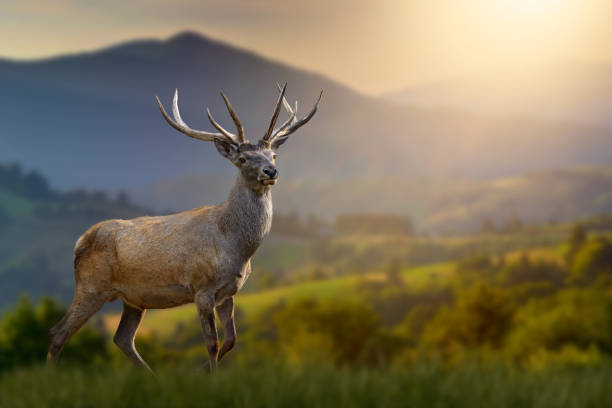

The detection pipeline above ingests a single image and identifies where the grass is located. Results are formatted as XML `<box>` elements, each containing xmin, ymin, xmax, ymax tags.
<box><xmin>1</xmin><ymin>361</ymin><xmax>611</xmax><ymax>408</ymax></box>
<box><xmin>103</xmin><ymin>262</ymin><xmax>452</xmax><ymax>335</ymax></box>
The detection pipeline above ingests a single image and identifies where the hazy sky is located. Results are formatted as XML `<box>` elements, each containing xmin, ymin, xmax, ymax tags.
<box><xmin>1</xmin><ymin>0</ymin><xmax>611</xmax><ymax>94</ymax></box>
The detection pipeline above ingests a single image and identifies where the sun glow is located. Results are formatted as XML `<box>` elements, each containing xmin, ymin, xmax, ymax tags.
<box><xmin>497</xmin><ymin>0</ymin><xmax>573</xmax><ymax>16</ymax></box>
<box><xmin>504</xmin><ymin>0</ymin><xmax>566</xmax><ymax>10</ymax></box>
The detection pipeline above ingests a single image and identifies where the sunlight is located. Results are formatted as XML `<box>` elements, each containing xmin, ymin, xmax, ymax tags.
<box><xmin>499</xmin><ymin>0</ymin><xmax>571</xmax><ymax>15</ymax></box>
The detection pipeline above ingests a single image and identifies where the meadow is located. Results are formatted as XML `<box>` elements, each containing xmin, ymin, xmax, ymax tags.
<box><xmin>2</xmin><ymin>362</ymin><xmax>611</xmax><ymax>408</ymax></box>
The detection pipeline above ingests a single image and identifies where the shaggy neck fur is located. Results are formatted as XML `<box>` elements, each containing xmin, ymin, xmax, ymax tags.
<box><xmin>218</xmin><ymin>173</ymin><xmax>273</xmax><ymax>260</ymax></box>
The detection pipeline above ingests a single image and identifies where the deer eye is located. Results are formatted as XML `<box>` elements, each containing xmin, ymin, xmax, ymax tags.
<box><xmin>272</xmin><ymin>154</ymin><xmax>277</xmax><ymax>160</ymax></box>
<box><xmin>239</xmin><ymin>157</ymin><xmax>246</xmax><ymax>164</ymax></box>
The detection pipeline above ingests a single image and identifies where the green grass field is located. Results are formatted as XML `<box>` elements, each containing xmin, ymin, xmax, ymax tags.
<box><xmin>1</xmin><ymin>361</ymin><xmax>610</xmax><ymax>408</ymax></box>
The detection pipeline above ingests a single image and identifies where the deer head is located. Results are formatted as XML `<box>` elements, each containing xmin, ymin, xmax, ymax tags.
<box><xmin>155</xmin><ymin>83</ymin><xmax>322</xmax><ymax>191</ymax></box>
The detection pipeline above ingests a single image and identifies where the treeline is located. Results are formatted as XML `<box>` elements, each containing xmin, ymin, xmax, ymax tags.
<box><xmin>0</xmin><ymin>163</ymin><xmax>53</xmax><ymax>201</ymax></box>
<box><xmin>0</xmin><ymin>162</ymin><xmax>139</xmax><ymax>213</ymax></box>
<box><xmin>273</xmin><ymin>212</ymin><xmax>413</xmax><ymax>236</ymax></box>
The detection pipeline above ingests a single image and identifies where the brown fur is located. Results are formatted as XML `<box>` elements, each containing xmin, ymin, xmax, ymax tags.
<box><xmin>48</xmin><ymin>85</ymin><xmax>320</xmax><ymax>374</ymax></box>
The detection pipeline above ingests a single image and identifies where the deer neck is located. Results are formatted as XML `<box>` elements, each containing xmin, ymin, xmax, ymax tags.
<box><xmin>218</xmin><ymin>173</ymin><xmax>273</xmax><ymax>259</ymax></box>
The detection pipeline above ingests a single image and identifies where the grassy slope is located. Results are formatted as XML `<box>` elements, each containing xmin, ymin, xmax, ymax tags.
<box><xmin>104</xmin><ymin>227</ymin><xmax>576</xmax><ymax>336</ymax></box>
<box><xmin>105</xmin><ymin>263</ymin><xmax>453</xmax><ymax>335</ymax></box>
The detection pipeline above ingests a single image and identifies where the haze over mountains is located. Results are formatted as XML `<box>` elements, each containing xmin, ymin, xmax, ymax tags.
<box><xmin>1</xmin><ymin>31</ymin><xmax>611</xmax><ymax>228</ymax></box>
<box><xmin>385</xmin><ymin>61</ymin><xmax>612</xmax><ymax>127</ymax></box>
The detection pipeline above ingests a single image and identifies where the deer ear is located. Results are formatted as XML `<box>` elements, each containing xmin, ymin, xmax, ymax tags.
<box><xmin>271</xmin><ymin>136</ymin><xmax>289</xmax><ymax>150</ymax></box>
<box><xmin>214</xmin><ymin>139</ymin><xmax>238</xmax><ymax>161</ymax></box>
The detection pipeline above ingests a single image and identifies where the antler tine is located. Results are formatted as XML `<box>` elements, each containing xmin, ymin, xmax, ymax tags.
<box><xmin>273</xmin><ymin>109</ymin><xmax>296</xmax><ymax>136</ymax></box>
<box><xmin>271</xmin><ymin>82</ymin><xmax>298</xmax><ymax>137</ymax></box>
<box><xmin>263</xmin><ymin>82</ymin><xmax>287</xmax><ymax>141</ymax></box>
<box><xmin>155</xmin><ymin>90</ymin><xmax>222</xmax><ymax>142</ymax></box>
<box><xmin>271</xmin><ymin>90</ymin><xmax>323</xmax><ymax>141</ymax></box>
<box><xmin>220</xmin><ymin>92</ymin><xmax>245</xmax><ymax>143</ymax></box>
<box><xmin>276</xmin><ymin>82</ymin><xmax>295</xmax><ymax>116</ymax></box>
<box><xmin>206</xmin><ymin>108</ymin><xmax>239</xmax><ymax>145</ymax></box>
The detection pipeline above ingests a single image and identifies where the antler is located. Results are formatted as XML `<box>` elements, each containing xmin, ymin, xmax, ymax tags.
<box><xmin>220</xmin><ymin>92</ymin><xmax>245</xmax><ymax>143</ymax></box>
<box><xmin>157</xmin><ymin>85</ymin><xmax>321</xmax><ymax>147</ymax></box>
<box><xmin>156</xmin><ymin>89</ymin><xmax>242</xmax><ymax>145</ymax></box>
<box><xmin>262</xmin><ymin>83</ymin><xmax>287</xmax><ymax>142</ymax></box>
<box><xmin>267</xmin><ymin>83</ymin><xmax>323</xmax><ymax>144</ymax></box>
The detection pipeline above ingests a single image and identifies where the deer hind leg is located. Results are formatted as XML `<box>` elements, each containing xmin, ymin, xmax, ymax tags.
<box><xmin>47</xmin><ymin>290</ymin><xmax>108</xmax><ymax>363</ymax></box>
<box><xmin>195</xmin><ymin>291</ymin><xmax>219</xmax><ymax>372</ymax></box>
<box><xmin>113</xmin><ymin>302</ymin><xmax>154</xmax><ymax>374</ymax></box>
<box><xmin>217</xmin><ymin>297</ymin><xmax>236</xmax><ymax>362</ymax></box>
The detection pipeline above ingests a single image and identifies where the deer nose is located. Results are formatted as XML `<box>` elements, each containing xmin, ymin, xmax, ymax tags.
<box><xmin>263</xmin><ymin>167</ymin><xmax>277</xmax><ymax>179</ymax></box>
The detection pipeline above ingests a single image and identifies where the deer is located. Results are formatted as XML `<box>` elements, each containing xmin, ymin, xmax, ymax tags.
<box><xmin>47</xmin><ymin>83</ymin><xmax>322</xmax><ymax>373</ymax></box>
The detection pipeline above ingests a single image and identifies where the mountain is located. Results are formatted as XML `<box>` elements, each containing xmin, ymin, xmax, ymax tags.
<box><xmin>1</xmin><ymin>32</ymin><xmax>611</xmax><ymax>214</ymax></box>
<box><xmin>385</xmin><ymin>61</ymin><xmax>612</xmax><ymax>127</ymax></box>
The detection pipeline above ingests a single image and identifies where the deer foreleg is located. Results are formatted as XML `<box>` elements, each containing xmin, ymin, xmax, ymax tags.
<box><xmin>195</xmin><ymin>291</ymin><xmax>219</xmax><ymax>372</ymax></box>
<box><xmin>217</xmin><ymin>297</ymin><xmax>236</xmax><ymax>362</ymax></box>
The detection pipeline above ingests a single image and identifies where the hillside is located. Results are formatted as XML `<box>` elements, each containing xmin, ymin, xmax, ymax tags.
<box><xmin>0</xmin><ymin>163</ymin><xmax>151</xmax><ymax>309</ymax></box>
<box><xmin>1</xmin><ymin>160</ymin><xmax>611</xmax><ymax>311</ymax></box>
<box><xmin>1</xmin><ymin>32</ymin><xmax>611</xmax><ymax>212</ymax></box>
<box><xmin>137</xmin><ymin>165</ymin><xmax>612</xmax><ymax>233</ymax></box>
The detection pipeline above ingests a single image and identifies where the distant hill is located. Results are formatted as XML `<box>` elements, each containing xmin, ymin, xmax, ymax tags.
<box><xmin>1</xmin><ymin>161</ymin><xmax>612</xmax><ymax>310</ymax></box>
<box><xmin>135</xmin><ymin>165</ymin><xmax>612</xmax><ymax>234</ymax></box>
<box><xmin>1</xmin><ymin>32</ymin><xmax>611</xmax><ymax>209</ymax></box>
<box><xmin>0</xmin><ymin>163</ymin><xmax>150</xmax><ymax>309</ymax></box>
<box><xmin>385</xmin><ymin>61</ymin><xmax>612</xmax><ymax>127</ymax></box>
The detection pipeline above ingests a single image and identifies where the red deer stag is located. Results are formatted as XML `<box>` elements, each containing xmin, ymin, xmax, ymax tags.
<box><xmin>47</xmin><ymin>84</ymin><xmax>322</xmax><ymax>373</ymax></box>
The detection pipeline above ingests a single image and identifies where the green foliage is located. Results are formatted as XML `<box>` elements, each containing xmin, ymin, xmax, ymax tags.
<box><xmin>454</xmin><ymin>254</ymin><xmax>495</xmax><ymax>285</ymax></box>
<box><xmin>566</xmin><ymin>223</ymin><xmax>587</xmax><ymax>264</ymax></box>
<box><xmin>422</xmin><ymin>283</ymin><xmax>516</xmax><ymax>353</ymax></box>
<box><xmin>568</xmin><ymin>237</ymin><xmax>612</xmax><ymax>284</ymax></box>
<box><xmin>271</xmin><ymin>298</ymin><xmax>385</xmax><ymax>365</ymax></box>
<box><xmin>0</xmin><ymin>296</ymin><xmax>108</xmax><ymax>371</ymax></box>
<box><xmin>497</xmin><ymin>253</ymin><xmax>565</xmax><ymax>287</ymax></box>
<box><xmin>507</xmin><ymin>287</ymin><xmax>612</xmax><ymax>363</ymax></box>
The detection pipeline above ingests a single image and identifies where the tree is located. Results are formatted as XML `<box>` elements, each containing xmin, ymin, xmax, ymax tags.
<box><xmin>566</xmin><ymin>223</ymin><xmax>586</xmax><ymax>265</ymax></box>
<box><xmin>23</xmin><ymin>170</ymin><xmax>52</xmax><ymax>200</ymax></box>
<box><xmin>497</xmin><ymin>254</ymin><xmax>564</xmax><ymax>287</ymax></box>
<box><xmin>273</xmin><ymin>298</ymin><xmax>381</xmax><ymax>365</ymax></box>
<box><xmin>0</xmin><ymin>296</ymin><xmax>108</xmax><ymax>371</ymax></box>
<box><xmin>422</xmin><ymin>283</ymin><xmax>516</xmax><ymax>353</ymax></box>
<box><xmin>480</xmin><ymin>217</ymin><xmax>497</xmax><ymax>234</ymax></box>
<box><xmin>507</xmin><ymin>287</ymin><xmax>612</xmax><ymax>361</ymax></box>
<box><xmin>116</xmin><ymin>191</ymin><xmax>130</xmax><ymax>206</ymax></box>
<box><xmin>568</xmin><ymin>237</ymin><xmax>612</xmax><ymax>285</ymax></box>
<box><xmin>384</xmin><ymin>257</ymin><xmax>404</xmax><ymax>286</ymax></box>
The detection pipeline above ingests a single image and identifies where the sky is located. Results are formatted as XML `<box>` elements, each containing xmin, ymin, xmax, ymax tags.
<box><xmin>1</xmin><ymin>0</ymin><xmax>611</xmax><ymax>94</ymax></box>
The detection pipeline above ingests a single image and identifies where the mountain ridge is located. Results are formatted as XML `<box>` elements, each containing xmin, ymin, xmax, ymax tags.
<box><xmin>1</xmin><ymin>31</ymin><xmax>611</xmax><ymax>214</ymax></box>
